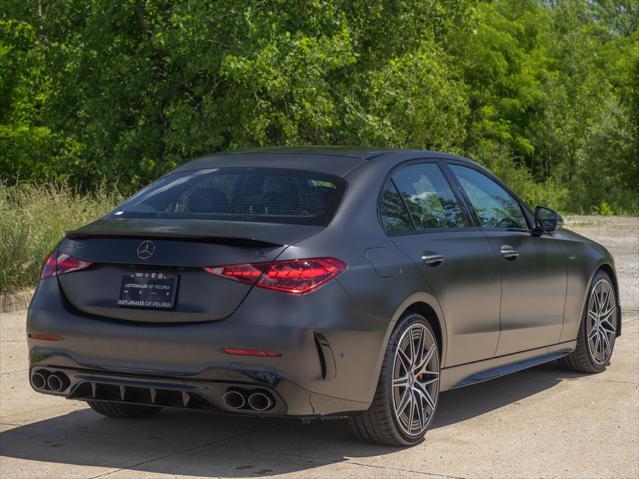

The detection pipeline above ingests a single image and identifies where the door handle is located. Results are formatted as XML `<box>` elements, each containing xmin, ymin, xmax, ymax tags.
<box><xmin>421</xmin><ymin>252</ymin><xmax>444</xmax><ymax>267</ymax></box>
<box><xmin>500</xmin><ymin>245</ymin><xmax>519</xmax><ymax>261</ymax></box>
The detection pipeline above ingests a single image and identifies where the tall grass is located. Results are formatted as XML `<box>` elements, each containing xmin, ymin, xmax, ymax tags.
<box><xmin>0</xmin><ymin>183</ymin><xmax>122</xmax><ymax>294</ymax></box>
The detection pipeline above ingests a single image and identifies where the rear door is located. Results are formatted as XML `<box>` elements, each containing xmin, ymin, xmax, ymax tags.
<box><xmin>380</xmin><ymin>161</ymin><xmax>501</xmax><ymax>367</ymax></box>
<box><xmin>446</xmin><ymin>163</ymin><xmax>567</xmax><ymax>355</ymax></box>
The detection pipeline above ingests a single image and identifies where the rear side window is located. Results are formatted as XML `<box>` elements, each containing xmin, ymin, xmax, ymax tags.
<box><xmin>380</xmin><ymin>181</ymin><xmax>413</xmax><ymax>232</ymax></box>
<box><xmin>111</xmin><ymin>168</ymin><xmax>346</xmax><ymax>226</ymax></box>
<box><xmin>391</xmin><ymin>164</ymin><xmax>468</xmax><ymax>230</ymax></box>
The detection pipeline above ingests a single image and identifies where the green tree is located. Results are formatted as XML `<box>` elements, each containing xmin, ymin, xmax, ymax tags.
<box><xmin>1</xmin><ymin>0</ymin><xmax>637</xmax><ymax>213</ymax></box>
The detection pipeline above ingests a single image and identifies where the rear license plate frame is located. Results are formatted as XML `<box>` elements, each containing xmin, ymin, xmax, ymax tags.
<box><xmin>117</xmin><ymin>272</ymin><xmax>179</xmax><ymax>310</ymax></box>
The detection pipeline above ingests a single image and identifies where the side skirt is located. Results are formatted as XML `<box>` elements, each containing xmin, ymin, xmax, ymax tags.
<box><xmin>440</xmin><ymin>340</ymin><xmax>577</xmax><ymax>391</ymax></box>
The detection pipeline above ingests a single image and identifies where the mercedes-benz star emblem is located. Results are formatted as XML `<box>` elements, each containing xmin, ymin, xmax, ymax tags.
<box><xmin>136</xmin><ymin>240</ymin><xmax>156</xmax><ymax>260</ymax></box>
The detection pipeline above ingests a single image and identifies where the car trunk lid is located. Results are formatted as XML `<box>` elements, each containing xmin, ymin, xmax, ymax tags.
<box><xmin>57</xmin><ymin>218</ymin><xmax>321</xmax><ymax>323</ymax></box>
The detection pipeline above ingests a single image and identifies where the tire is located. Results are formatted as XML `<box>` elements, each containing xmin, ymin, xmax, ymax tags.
<box><xmin>87</xmin><ymin>401</ymin><xmax>162</xmax><ymax>419</ymax></box>
<box><xmin>350</xmin><ymin>312</ymin><xmax>440</xmax><ymax>446</ymax></box>
<box><xmin>559</xmin><ymin>270</ymin><xmax>618</xmax><ymax>373</ymax></box>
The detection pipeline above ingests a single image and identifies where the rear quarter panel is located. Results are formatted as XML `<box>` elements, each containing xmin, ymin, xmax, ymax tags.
<box><xmin>283</xmin><ymin>226</ymin><xmax>444</xmax><ymax>405</ymax></box>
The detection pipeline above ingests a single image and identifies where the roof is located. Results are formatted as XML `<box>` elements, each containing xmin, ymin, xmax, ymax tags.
<box><xmin>206</xmin><ymin>147</ymin><xmax>393</xmax><ymax>160</ymax></box>
<box><xmin>174</xmin><ymin>147</ymin><xmax>477</xmax><ymax>177</ymax></box>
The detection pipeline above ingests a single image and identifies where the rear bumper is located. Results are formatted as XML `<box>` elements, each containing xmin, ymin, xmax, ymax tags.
<box><xmin>27</xmin><ymin>277</ymin><xmax>389</xmax><ymax>416</ymax></box>
<box><xmin>27</xmin><ymin>364</ymin><xmax>363</xmax><ymax>417</ymax></box>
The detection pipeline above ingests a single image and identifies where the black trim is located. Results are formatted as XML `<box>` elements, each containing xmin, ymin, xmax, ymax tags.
<box><xmin>385</xmin><ymin>226</ymin><xmax>484</xmax><ymax>237</ymax></box>
<box><xmin>314</xmin><ymin>331</ymin><xmax>337</xmax><ymax>381</ymax></box>
<box><xmin>438</xmin><ymin>160</ymin><xmax>479</xmax><ymax>227</ymax></box>
<box><xmin>391</xmin><ymin>178</ymin><xmax>417</xmax><ymax>231</ymax></box>
<box><xmin>443</xmin><ymin>339</ymin><xmax>576</xmax><ymax>370</ymax></box>
<box><xmin>451</xmin><ymin>349</ymin><xmax>573</xmax><ymax>388</ymax></box>
<box><xmin>64</xmin><ymin>231</ymin><xmax>281</xmax><ymax>248</ymax></box>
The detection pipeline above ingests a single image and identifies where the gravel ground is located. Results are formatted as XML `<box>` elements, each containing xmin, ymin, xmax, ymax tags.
<box><xmin>0</xmin><ymin>216</ymin><xmax>637</xmax><ymax>479</ymax></box>
<box><xmin>565</xmin><ymin>216</ymin><xmax>639</xmax><ymax>314</ymax></box>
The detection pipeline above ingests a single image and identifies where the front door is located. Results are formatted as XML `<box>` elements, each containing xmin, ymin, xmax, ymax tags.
<box><xmin>447</xmin><ymin>164</ymin><xmax>567</xmax><ymax>356</ymax></box>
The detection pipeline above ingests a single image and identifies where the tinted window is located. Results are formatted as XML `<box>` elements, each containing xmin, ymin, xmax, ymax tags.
<box><xmin>380</xmin><ymin>181</ymin><xmax>413</xmax><ymax>232</ymax></box>
<box><xmin>111</xmin><ymin>168</ymin><xmax>346</xmax><ymax>226</ymax></box>
<box><xmin>450</xmin><ymin>165</ymin><xmax>528</xmax><ymax>229</ymax></box>
<box><xmin>392</xmin><ymin>164</ymin><xmax>468</xmax><ymax>229</ymax></box>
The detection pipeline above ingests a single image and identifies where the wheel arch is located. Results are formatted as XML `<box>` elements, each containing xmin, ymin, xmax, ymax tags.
<box><xmin>361</xmin><ymin>293</ymin><xmax>448</xmax><ymax>408</ymax></box>
<box><xmin>402</xmin><ymin>302</ymin><xmax>444</xmax><ymax>362</ymax></box>
<box><xmin>386</xmin><ymin>294</ymin><xmax>448</xmax><ymax>367</ymax></box>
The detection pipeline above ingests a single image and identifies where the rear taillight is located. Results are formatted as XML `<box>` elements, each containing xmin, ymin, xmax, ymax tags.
<box><xmin>204</xmin><ymin>257</ymin><xmax>346</xmax><ymax>295</ymax></box>
<box><xmin>40</xmin><ymin>251</ymin><xmax>92</xmax><ymax>279</ymax></box>
<box><xmin>40</xmin><ymin>251</ymin><xmax>58</xmax><ymax>278</ymax></box>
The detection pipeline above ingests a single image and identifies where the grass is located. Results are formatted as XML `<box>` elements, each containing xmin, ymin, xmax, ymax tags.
<box><xmin>0</xmin><ymin>183</ymin><xmax>122</xmax><ymax>295</ymax></box>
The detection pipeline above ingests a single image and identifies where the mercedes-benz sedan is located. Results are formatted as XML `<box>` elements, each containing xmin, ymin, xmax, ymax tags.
<box><xmin>28</xmin><ymin>148</ymin><xmax>620</xmax><ymax>446</ymax></box>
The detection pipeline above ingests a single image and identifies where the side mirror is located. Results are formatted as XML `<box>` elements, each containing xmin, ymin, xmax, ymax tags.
<box><xmin>534</xmin><ymin>206</ymin><xmax>563</xmax><ymax>233</ymax></box>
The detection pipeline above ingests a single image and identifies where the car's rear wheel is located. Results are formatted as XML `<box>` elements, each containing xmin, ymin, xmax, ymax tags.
<box><xmin>87</xmin><ymin>401</ymin><xmax>162</xmax><ymax>419</ymax></box>
<box><xmin>559</xmin><ymin>270</ymin><xmax>617</xmax><ymax>373</ymax></box>
<box><xmin>350</xmin><ymin>312</ymin><xmax>440</xmax><ymax>446</ymax></box>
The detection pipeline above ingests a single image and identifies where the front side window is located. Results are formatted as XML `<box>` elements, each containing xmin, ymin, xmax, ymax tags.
<box><xmin>391</xmin><ymin>163</ymin><xmax>468</xmax><ymax>230</ymax></box>
<box><xmin>450</xmin><ymin>165</ymin><xmax>528</xmax><ymax>229</ymax></box>
<box><xmin>110</xmin><ymin>168</ymin><xmax>346</xmax><ymax>226</ymax></box>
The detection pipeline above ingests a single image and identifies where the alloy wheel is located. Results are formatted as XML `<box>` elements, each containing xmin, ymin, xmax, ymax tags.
<box><xmin>586</xmin><ymin>278</ymin><xmax>617</xmax><ymax>365</ymax></box>
<box><xmin>391</xmin><ymin>323</ymin><xmax>440</xmax><ymax>437</ymax></box>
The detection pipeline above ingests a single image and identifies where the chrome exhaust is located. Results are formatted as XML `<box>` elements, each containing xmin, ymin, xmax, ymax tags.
<box><xmin>223</xmin><ymin>390</ymin><xmax>246</xmax><ymax>409</ymax></box>
<box><xmin>31</xmin><ymin>371</ymin><xmax>47</xmax><ymax>390</ymax></box>
<box><xmin>248</xmin><ymin>392</ymin><xmax>273</xmax><ymax>411</ymax></box>
<box><xmin>46</xmin><ymin>373</ymin><xmax>68</xmax><ymax>392</ymax></box>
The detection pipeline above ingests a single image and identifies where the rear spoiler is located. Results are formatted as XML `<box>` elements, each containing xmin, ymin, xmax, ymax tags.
<box><xmin>64</xmin><ymin>230</ymin><xmax>282</xmax><ymax>248</ymax></box>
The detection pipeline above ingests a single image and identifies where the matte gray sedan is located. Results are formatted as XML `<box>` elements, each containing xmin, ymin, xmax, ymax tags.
<box><xmin>28</xmin><ymin>148</ymin><xmax>620</xmax><ymax>446</ymax></box>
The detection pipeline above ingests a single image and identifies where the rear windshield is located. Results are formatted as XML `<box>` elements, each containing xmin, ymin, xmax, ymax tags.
<box><xmin>110</xmin><ymin>168</ymin><xmax>346</xmax><ymax>226</ymax></box>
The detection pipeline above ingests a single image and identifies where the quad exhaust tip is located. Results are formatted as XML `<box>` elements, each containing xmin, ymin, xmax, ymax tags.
<box><xmin>31</xmin><ymin>370</ymin><xmax>69</xmax><ymax>392</ymax></box>
<box><xmin>31</xmin><ymin>371</ymin><xmax>46</xmax><ymax>390</ymax></box>
<box><xmin>248</xmin><ymin>392</ymin><xmax>273</xmax><ymax>411</ymax></box>
<box><xmin>47</xmin><ymin>373</ymin><xmax>67</xmax><ymax>392</ymax></box>
<box><xmin>223</xmin><ymin>390</ymin><xmax>246</xmax><ymax>409</ymax></box>
<box><xmin>223</xmin><ymin>389</ymin><xmax>274</xmax><ymax>411</ymax></box>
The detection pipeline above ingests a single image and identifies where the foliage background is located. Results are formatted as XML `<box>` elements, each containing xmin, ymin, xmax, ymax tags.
<box><xmin>1</xmin><ymin>0</ymin><xmax>638</xmax><ymax>215</ymax></box>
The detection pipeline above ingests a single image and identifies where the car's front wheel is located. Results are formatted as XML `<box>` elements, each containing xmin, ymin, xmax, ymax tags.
<box><xmin>87</xmin><ymin>401</ymin><xmax>162</xmax><ymax>419</ymax></box>
<box><xmin>559</xmin><ymin>270</ymin><xmax>618</xmax><ymax>373</ymax></box>
<box><xmin>350</xmin><ymin>312</ymin><xmax>440</xmax><ymax>446</ymax></box>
